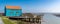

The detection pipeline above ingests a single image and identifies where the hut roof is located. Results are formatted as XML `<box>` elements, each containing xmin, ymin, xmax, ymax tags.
<box><xmin>6</xmin><ymin>6</ymin><xmax>21</xmax><ymax>9</ymax></box>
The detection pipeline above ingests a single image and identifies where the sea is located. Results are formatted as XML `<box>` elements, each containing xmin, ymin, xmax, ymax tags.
<box><xmin>41</xmin><ymin>13</ymin><xmax>60</xmax><ymax>24</ymax></box>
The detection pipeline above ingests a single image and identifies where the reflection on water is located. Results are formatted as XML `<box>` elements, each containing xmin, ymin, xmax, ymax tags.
<box><xmin>42</xmin><ymin>13</ymin><xmax>60</xmax><ymax>24</ymax></box>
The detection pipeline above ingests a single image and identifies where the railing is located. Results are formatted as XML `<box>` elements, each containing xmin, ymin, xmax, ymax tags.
<box><xmin>17</xmin><ymin>18</ymin><xmax>41</xmax><ymax>24</ymax></box>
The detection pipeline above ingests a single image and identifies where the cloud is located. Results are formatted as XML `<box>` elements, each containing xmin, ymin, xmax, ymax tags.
<box><xmin>37</xmin><ymin>0</ymin><xmax>60</xmax><ymax>13</ymax></box>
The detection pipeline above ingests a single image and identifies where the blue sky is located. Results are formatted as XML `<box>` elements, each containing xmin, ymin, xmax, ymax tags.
<box><xmin>0</xmin><ymin>0</ymin><xmax>60</xmax><ymax>13</ymax></box>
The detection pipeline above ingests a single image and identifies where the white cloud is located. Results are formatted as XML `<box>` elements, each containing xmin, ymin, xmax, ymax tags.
<box><xmin>38</xmin><ymin>1</ymin><xmax>60</xmax><ymax>13</ymax></box>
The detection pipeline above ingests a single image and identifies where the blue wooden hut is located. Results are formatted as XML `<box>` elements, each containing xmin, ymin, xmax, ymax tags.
<box><xmin>5</xmin><ymin>6</ymin><xmax>22</xmax><ymax>17</ymax></box>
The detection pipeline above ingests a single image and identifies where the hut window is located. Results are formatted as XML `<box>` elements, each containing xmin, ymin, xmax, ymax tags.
<box><xmin>16</xmin><ymin>12</ymin><xmax>19</xmax><ymax>14</ymax></box>
<box><xmin>10</xmin><ymin>12</ymin><xmax>13</xmax><ymax>14</ymax></box>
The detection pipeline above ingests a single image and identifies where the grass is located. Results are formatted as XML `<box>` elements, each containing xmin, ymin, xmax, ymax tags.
<box><xmin>2</xmin><ymin>16</ymin><xmax>24</xmax><ymax>24</ymax></box>
<box><xmin>2</xmin><ymin>16</ymin><xmax>16</xmax><ymax>24</ymax></box>
<box><xmin>17</xmin><ymin>20</ymin><xmax>24</xmax><ymax>24</ymax></box>
<box><xmin>9</xmin><ymin>19</ymin><xmax>24</xmax><ymax>24</ymax></box>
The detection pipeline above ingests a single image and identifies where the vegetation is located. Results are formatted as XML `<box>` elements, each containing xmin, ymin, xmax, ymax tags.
<box><xmin>2</xmin><ymin>16</ymin><xmax>24</xmax><ymax>24</ymax></box>
<box><xmin>17</xmin><ymin>20</ymin><xmax>24</xmax><ymax>24</ymax></box>
<box><xmin>2</xmin><ymin>16</ymin><xmax>16</xmax><ymax>24</ymax></box>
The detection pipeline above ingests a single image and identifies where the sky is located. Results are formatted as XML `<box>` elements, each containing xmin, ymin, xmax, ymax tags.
<box><xmin>0</xmin><ymin>0</ymin><xmax>60</xmax><ymax>13</ymax></box>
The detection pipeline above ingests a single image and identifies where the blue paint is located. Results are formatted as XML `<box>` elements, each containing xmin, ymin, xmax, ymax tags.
<box><xmin>6</xmin><ymin>9</ymin><xmax>22</xmax><ymax>17</ymax></box>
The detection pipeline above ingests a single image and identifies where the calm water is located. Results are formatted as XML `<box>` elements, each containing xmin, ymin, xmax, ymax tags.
<box><xmin>42</xmin><ymin>13</ymin><xmax>60</xmax><ymax>24</ymax></box>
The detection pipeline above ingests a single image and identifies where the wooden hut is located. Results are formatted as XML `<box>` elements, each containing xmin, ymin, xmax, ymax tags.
<box><xmin>5</xmin><ymin>6</ymin><xmax>22</xmax><ymax>17</ymax></box>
